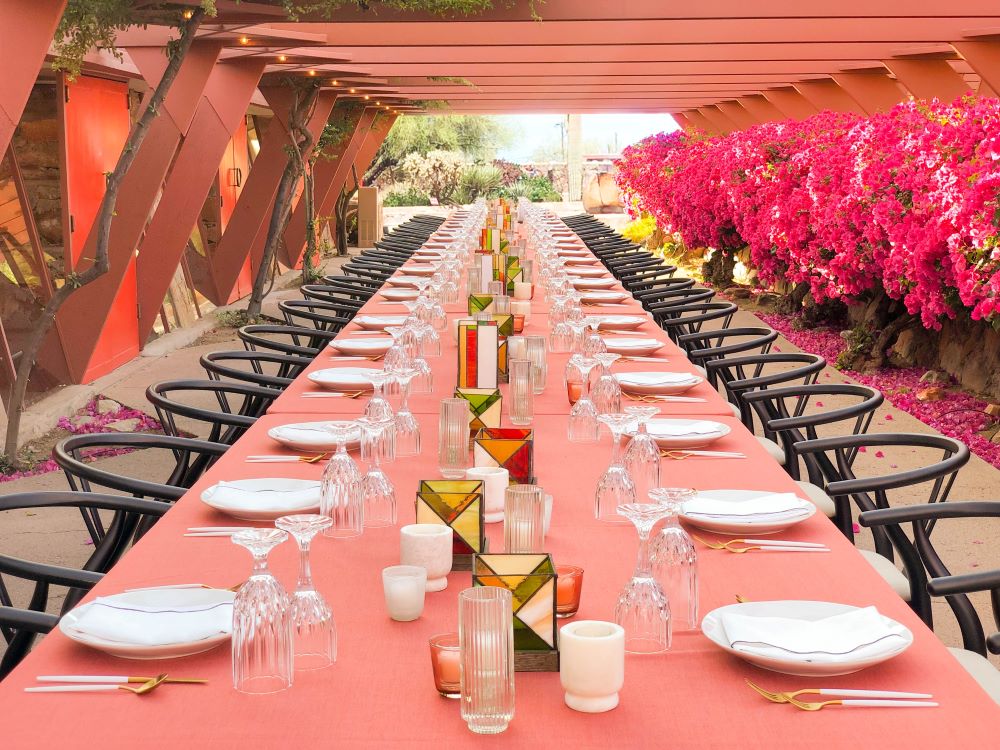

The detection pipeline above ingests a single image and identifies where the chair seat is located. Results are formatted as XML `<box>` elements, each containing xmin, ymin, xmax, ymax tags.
<box><xmin>859</xmin><ymin>549</ymin><xmax>911</xmax><ymax>601</ymax></box>
<box><xmin>757</xmin><ymin>436</ymin><xmax>786</xmax><ymax>465</ymax></box>
<box><xmin>694</xmin><ymin>365</ymin><xmax>707</xmax><ymax>378</ymax></box>
<box><xmin>728</xmin><ymin>402</ymin><xmax>741</xmax><ymax>419</ymax></box>
<box><xmin>948</xmin><ymin>647</ymin><xmax>1000</xmax><ymax>705</ymax></box>
<box><xmin>794</xmin><ymin>480</ymin><xmax>836</xmax><ymax>518</ymax></box>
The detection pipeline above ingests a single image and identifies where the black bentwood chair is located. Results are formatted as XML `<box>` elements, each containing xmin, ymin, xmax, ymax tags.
<box><xmin>859</xmin><ymin>501</ymin><xmax>1000</xmax><ymax>704</ymax></box>
<box><xmin>0</xmin><ymin>492</ymin><xmax>169</xmax><ymax>679</ymax></box>
<box><xmin>201</xmin><ymin>350</ymin><xmax>309</xmax><ymax>390</ymax></box>
<box><xmin>793</xmin><ymin>433</ymin><xmax>969</xmax><ymax>613</ymax></box>
<box><xmin>146</xmin><ymin>379</ymin><xmax>279</xmax><ymax>445</ymax></box>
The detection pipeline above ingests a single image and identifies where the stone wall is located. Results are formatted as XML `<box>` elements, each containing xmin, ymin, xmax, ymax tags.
<box><xmin>888</xmin><ymin>316</ymin><xmax>1000</xmax><ymax>398</ymax></box>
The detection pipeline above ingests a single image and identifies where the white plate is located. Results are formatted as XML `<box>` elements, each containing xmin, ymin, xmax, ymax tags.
<box><xmin>567</xmin><ymin>267</ymin><xmax>610</xmax><ymax>278</ymax></box>
<box><xmin>616</xmin><ymin>371</ymin><xmax>703</xmax><ymax>395</ymax></box>
<box><xmin>354</xmin><ymin>315</ymin><xmax>408</xmax><ymax>331</ymax></box>
<box><xmin>201</xmin><ymin>478</ymin><xmax>322</xmax><ymax>520</ymax></box>
<box><xmin>572</xmin><ymin>277</ymin><xmax>617</xmax><ymax>290</ymax></box>
<box><xmin>268</xmin><ymin>420</ymin><xmax>361</xmax><ymax>452</ymax></box>
<box><xmin>328</xmin><ymin>337</ymin><xmax>392</xmax><ymax>356</ymax></box>
<box><xmin>565</xmin><ymin>256</ymin><xmax>601</xmax><ymax>266</ymax></box>
<box><xmin>403</xmin><ymin>263</ymin><xmax>439</xmax><ymax>276</ymax></box>
<box><xmin>702</xmin><ymin>601</ymin><xmax>913</xmax><ymax>676</ymax></box>
<box><xmin>380</xmin><ymin>288</ymin><xmax>419</xmax><ymax>301</ymax></box>
<box><xmin>681</xmin><ymin>489</ymin><xmax>817</xmax><ymax>535</ymax></box>
<box><xmin>386</xmin><ymin>275</ymin><xmax>426</xmax><ymax>288</ymax></box>
<box><xmin>591</xmin><ymin>315</ymin><xmax>646</xmax><ymax>331</ymax></box>
<box><xmin>581</xmin><ymin>289</ymin><xmax>628</xmax><ymax>303</ymax></box>
<box><xmin>414</xmin><ymin>249</ymin><xmax>444</xmax><ymax>258</ymax></box>
<box><xmin>60</xmin><ymin>588</ymin><xmax>235</xmax><ymax>660</ymax></box>
<box><xmin>644</xmin><ymin>418</ymin><xmax>730</xmax><ymax>449</ymax></box>
<box><xmin>602</xmin><ymin>337</ymin><xmax>664</xmax><ymax>357</ymax></box>
<box><xmin>307</xmin><ymin>367</ymin><xmax>379</xmax><ymax>392</ymax></box>
<box><xmin>558</xmin><ymin>249</ymin><xmax>590</xmax><ymax>258</ymax></box>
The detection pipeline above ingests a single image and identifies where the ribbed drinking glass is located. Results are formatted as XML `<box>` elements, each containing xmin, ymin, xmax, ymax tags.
<box><xmin>320</xmin><ymin>421</ymin><xmax>363</xmax><ymax>539</ymax></box>
<box><xmin>649</xmin><ymin>487</ymin><xmax>699</xmax><ymax>632</ymax></box>
<box><xmin>357</xmin><ymin>417</ymin><xmax>396</xmax><ymax>528</ymax></box>
<box><xmin>508</xmin><ymin>359</ymin><xmax>534</xmax><ymax>426</ymax></box>
<box><xmin>439</xmin><ymin>398</ymin><xmax>471</xmax><ymax>479</ymax></box>
<box><xmin>525</xmin><ymin>336</ymin><xmax>548</xmax><ymax>395</ymax></box>
<box><xmin>504</xmin><ymin>484</ymin><xmax>545</xmax><ymax>553</ymax></box>
<box><xmin>459</xmin><ymin>587</ymin><xmax>515</xmax><ymax>735</ymax></box>
<box><xmin>623</xmin><ymin>406</ymin><xmax>660</xmax><ymax>503</ymax></box>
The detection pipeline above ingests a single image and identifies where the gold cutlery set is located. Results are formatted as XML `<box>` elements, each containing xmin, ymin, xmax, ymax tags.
<box><xmin>745</xmin><ymin>680</ymin><xmax>936</xmax><ymax>710</ymax></box>
<box><xmin>693</xmin><ymin>534</ymin><xmax>831</xmax><ymax>554</ymax></box>
<box><xmin>26</xmin><ymin>674</ymin><xmax>205</xmax><ymax>695</ymax></box>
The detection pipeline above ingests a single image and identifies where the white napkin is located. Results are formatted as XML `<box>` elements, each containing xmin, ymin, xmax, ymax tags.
<box><xmin>69</xmin><ymin>597</ymin><xmax>233</xmax><ymax>646</ymax></box>
<box><xmin>618</xmin><ymin>372</ymin><xmax>695</xmax><ymax>385</ymax></box>
<box><xmin>271</xmin><ymin>424</ymin><xmax>338</xmax><ymax>445</ymax></box>
<box><xmin>683</xmin><ymin>492</ymin><xmax>809</xmax><ymax>520</ymax></box>
<box><xmin>649</xmin><ymin>420</ymin><xmax>721</xmax><ymax>437</ymax></box>
<box><xmin>209</xmin><ymin>480</ymin><xmax>321</xmax><ymax>510</ymax></box>
<box><xmin>720</xmin><ymin>606</ymin><xmax>910</xmax><ymax>664</ymax></box>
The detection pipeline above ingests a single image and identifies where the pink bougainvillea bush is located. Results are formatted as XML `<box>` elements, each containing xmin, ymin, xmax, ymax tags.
<box><xmin>615</xmin><ymin>95</ymin><xmax>1000</xmax><ymax>329</ymax></box>
<box><xmin>0</xmin><ymin>396</ymin><xmax>163</xmax><ymax>483</ymax></box>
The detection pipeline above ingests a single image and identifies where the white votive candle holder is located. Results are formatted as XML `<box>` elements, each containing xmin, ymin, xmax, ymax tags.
<box><xmin>400</xmin><ymin>524</ymin><xmax>453</xmax><ymax>592</ymax></box>
<box><xmin>465</xmin><ymin>466</ymin><xmax>509</xmax><ymax>523</ymax></box>
<box><xmin>559</xmin><ymin>620</ymin><xmax>625</xmax><ymax>713</ymax></box>
<box><xmin>382</xmin><ymin>565</ymin><xmax>427</xmax><ymax>621</ymax></box>
<box><xmin>510</xmin><ymin>300</ymin><xmax>531</xmax><ymax>323</ymax></box>
<box><xmin>513</xmin><ymin>281</ymin><xmax>532</xmax><ymax>300</ymax></box>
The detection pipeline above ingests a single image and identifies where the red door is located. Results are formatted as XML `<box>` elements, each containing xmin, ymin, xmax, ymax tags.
<box><xmin>220</xmin><ymin>117</ymin><xmax>253</xmax><ymax>301</ymax></box>
<box><xmin>63</xmin><ymin>75</ymin><xmax>136</xmax><ymax>376</ymax></box>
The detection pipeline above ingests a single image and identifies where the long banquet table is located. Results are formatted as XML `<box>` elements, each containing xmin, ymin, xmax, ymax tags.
<box><xmin>2</xmin><ymin>212</ymin><xmax>997</xmax><ymax>748</ymax></box>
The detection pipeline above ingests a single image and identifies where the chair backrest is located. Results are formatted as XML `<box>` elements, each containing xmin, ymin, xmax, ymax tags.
<box><xmin>238</xmin><ymin>324</ymin><xmax>335</xmax><ymax>357</ymax></box>
<box><xmin>705</xmin><ymin>353</ymin><xmax>827</xmax><ymax>425</ymax></box>
<box><xmin>793</xmin><ymin>432</ymin><xmax>970</xmax><ymax>623</ymax></box>
<box><xmin>146</xmin><ymin>379</ymin><xmax>278</xmax><ymax>444</ymax></box>
<box><xmin>200</xmin><ymin>350</ymin><xmax>308</xmax><ymax>389</ymax></box>
<box><xmin>0</xmin><ymin>491</ymin><xmax>171</xmax><ymax>676</ymax></box>
<box><xmin>860</xmin><ymin>500</ymin><xmax>1000</xmax><ymax>656</ymax></box>
<box><xmin>656</xmin><ymin>301</ymin><xmax>738</xmax><ymax>343</ymax></box>
<box><xmin>679</xmin><ymin>327</ymin><xmax>779</xmax><ymax>368</ymax></box>
<box><xmin>632</xmin><ymin>278</ymin><xmax>700</xmax><ymax>305</ymax></box>
<box><xmin>278</xmin><ymin>299</ymin><xmax>354</xmax><ymax>332</ymax></box>
<box><xmin>300</xmin><ymin>284</ymin><xmax>367</xmax><ymax>308</ymax></box>
<box><xmin>742</xmin><ymin>382</ymin><xmax>881</xmax><ymax>477</ymax></box>
<box><xmin>54</xmin><ymin>432</ymin><xmax>228</xmax><ymax>502</ymax></box>
<box><xmin>646</xmin><ymin>288</ymin><xmax>719</xmax><ymax>328</ymax></box>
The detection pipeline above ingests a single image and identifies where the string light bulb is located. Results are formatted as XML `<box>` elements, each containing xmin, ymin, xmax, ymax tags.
<box><xmin>278</xmin><ymin>54</ymin><xmax>287</xmax><ymax>62</ymax></box>
<box><xmin>239</xmin><ymin>36</ymin><xmax>250</xmax><ymax>45</ymax></box>
<box><xmin>349</xmin><ymin>88</ymin><xmax>356</xmax><ymax>94</ymax></box>
<box><xmin>308</xmin><ymin>69</ymin><xmax>317</xmax><ymax>76</ymax></box>
<box><xmin>182</xmin><ymin>9</ymin><xmax>193</xmax><ymax>19</ymax></box>
<box><xmin>332</xmin><ymin>80</ymin><xmax>339</xmax><ymax>86</ymax></box>
<box><xmin>364</xmin><ymin>95</ymin><xmax>370</xmax><ymax>100</ymax></box>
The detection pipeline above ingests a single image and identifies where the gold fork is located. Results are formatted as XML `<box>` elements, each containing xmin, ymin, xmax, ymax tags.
<box><xmin>746</xmin><ymin>679</ymin><xmax>821</xmax><ymax>704</ymax></box>
<box><xmin>119</xmin><ymin>674</ymin><xmax>169</xmax><ymax>695</ymax></box>
<box><xmin>299</xmin><ymin>453</ymin><xmax>330</xmax><ymax>464</ymax></box>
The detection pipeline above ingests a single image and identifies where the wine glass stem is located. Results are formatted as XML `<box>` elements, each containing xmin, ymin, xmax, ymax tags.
<box><xmin>579</xmin><ymin>368</ymin><xmax>593</xmax><ymax>399</ymax></box>
<box><xmin>635</xmin><ymin>531</ymin><xmax>654</xmax><ymax>578</ymax></box>
<box><xmin>400</xmin><ymin>380</ymin><xmax>411</xmax><ymax>411</ymax></box>
<box><xmin>297</xmin><ymin>539</ymin><xmax>314</xmax><ymax>591</ymax></box>
<box><xmin>251</xmin><ymin>552</ymin><xmax>269</xmax><ymax>577</ymax></box>
<box><xmin>610</xmin><ymin>429</ymin><xmax>624</xmax><ymax>466</ymax></box>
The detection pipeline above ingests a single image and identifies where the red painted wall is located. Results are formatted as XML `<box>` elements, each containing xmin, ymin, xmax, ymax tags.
<box><xmin>63</xmin><ymin>75</ymin><xmax>138</xmax><ymax>377</ymax></box>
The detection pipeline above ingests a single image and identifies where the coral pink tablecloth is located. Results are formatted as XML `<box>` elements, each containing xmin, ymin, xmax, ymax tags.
<box><xmin>2</xmin><ymin>216</ymin><xmax>997</xmax><ymax>749</ymax></box>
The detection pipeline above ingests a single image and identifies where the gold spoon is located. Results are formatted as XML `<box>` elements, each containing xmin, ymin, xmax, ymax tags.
<box><xmin>118</xmin><ymin>674</ymin><xmax>168</xmax><ymax>695</ymax></box>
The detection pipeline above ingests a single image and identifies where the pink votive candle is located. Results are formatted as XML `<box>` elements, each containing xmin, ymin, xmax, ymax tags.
<box><xmin>556</xmin><ymin>565</ymin><xmax>584</xmax><ymax>618</ymax></box>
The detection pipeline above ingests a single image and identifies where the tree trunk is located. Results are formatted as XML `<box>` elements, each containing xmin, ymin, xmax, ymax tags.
<box><xmin>3</xmin><ymin>9</ymin><xmax>206</xmax><ymax>465</ymax></box>
<box><xmin>245</xmin><ymin>85</ymin><xmax>319</xmax><ymax>318</ymax></box>
<box><xmin>334</xmin><ymin>187</ymin><xmax>353</xmax><ymax>256</ymax></box>
<box><xmin>777</xmin><ymin>281</ymin><xmax>810</xmax><ymax>314</ymax></box>
<box><xmin>300</xmin><ymin>158</ymin><xmax>318</xmax><ymax>282</ymax></box>
<box><xmin>702</xmin><ymin>249</ymin><xmax>737</xmax><ymax>288</ymax></box>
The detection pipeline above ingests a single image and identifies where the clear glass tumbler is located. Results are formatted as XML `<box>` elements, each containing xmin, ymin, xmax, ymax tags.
<box><xmin>504</xmin><ymin>484</ymin><xmax>545</xmax><ymax>553</ymax></box>
<box><xmin>439</xmin><ymin>398</ymin><xmax>472</xmax><ymax>479</ymax></box>
<box><xmin>508</xmin><ymin>359</ymin><xmax>534</xmax><ymax>426</ymax></box>
<box><xmin>274</xmin><ymin>514</ymin><xmax>337</xmax><ymax>670</ymax></box>
<box><xmin>231</xmin><ymin>528</ymin><xmax>294</xmax><ymax>693</ymax></box>
<box><xmin>525</xmin><ymin>336</ymin><xmax>548</xmax><ymax>395</ymax></box>
<box><xmin>459</xmin><ymin>587</ymin><xmax>515</xmax><ymax>734</ymax></box>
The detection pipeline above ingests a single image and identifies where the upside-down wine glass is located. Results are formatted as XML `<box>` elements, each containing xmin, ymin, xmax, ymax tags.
<box><xmin>357</xmin><ymin>417</ymin><xmax>397</xmax><ymax>527</ymax></box>
<box><xmin>394</xmin><ymin>367</ymin><xmax>421</xmax><ymax>456</ymax></box>
<box><xmin>365</xmin><ymin>371</ymin><xmax>396</xmax><ymax>462</ymax></box>
<box><xmin>591</xmin><ymin>353</ymin><xmax>623</xmax><ymax>414</ymax></box>
<box><xmin>623</xmin><ymin>406</ymin><xmax>660</xmax><ymax>502</ymax></box>
<box><xmin>567</xmin><ymin>356</ymin><xmax>599</xmax><ymax>443</ymax></box>
<box><xmin>231</xmin><ymin>528</ymin><xmax>294</xmax><ymax>693</ymax></box>
<box><xmin>649</xmin><ymin>487</ymin><xmax>699</xmax><ymax>632</ymax></box>
<box><xmin>274</xmin><ymin>514</ymin><xmax>337</xmax><ymax>670</ymax></box>
<box><xmin>594</xmin><ymin>413</ymin><xmax>638</xmax><ymax>523</ymax></box>
<box><xmin>320</xmin><ymin>421</ymin><xmax>363</xmax><ymax>539</ymax></box>
<box><xmin>614</xmin><ymin>502</ymin><xmax>673</xmax><ymax>654</ymax></box>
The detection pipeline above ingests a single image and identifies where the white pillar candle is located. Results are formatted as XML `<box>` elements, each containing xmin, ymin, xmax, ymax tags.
<box><xmin>513</xmin><ymin>282</ymin><xmax>533</xmax><ymax>300</ymax></box>
<box><xmin>543</xmin><ymin>493</ymin><xmax>553</xmax><ymax>537</ymax></box>
<box><xmin>559</xmin><ymin>621</ymin><xmax>626</xmax><ymax>713</ymax></box>
<box><xmin>510</xmin><ymin>299</ymin><xmax>531</xmax><ymax>322</ymax></box>
<box><xmin>465</xmin><ymin>466</ymin><xmax>509</xmax><ymax>523</ymax></box>
<box><xmin>381</xmin><ymin>565</ymin><xmax>427</xmax><ymax>622</ymax></box>
<box><xmin>400</xmin><ymin>524</ymin><xmax>453</xmax><ymax>592</ymax></box>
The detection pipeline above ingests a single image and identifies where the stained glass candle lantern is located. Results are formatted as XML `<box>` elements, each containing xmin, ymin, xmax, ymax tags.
<box><xmin>492</xmin><ymin>256</ymin><xmax>522</xmax><ymax>295</ymax></box>
<box><xmin>473</xmin><ymin>427</ymin><xmax>534</xmax><ymax>485</ymax></box>
<box><xmin>491</xmin><ymin>313</ymin><xmax>514</xmax><ymax>338</ymax></box>
<box><xmin>473</xmin><ymin>553</ymin><xmax>559</xmax><ymax>672</ymax></box>
<box><xmin>468</xmin><ymin>294</ymin><xmax>495</xmax><ymax>315</ymax></box>
<box><xmin>458</xmin><ymin>321</ymin><xmax>499</xmax><ymax>389</ymax></box>
<box><xmin>416</xmin><ymin>480</ymin><xmax>486</xmax><ymax>571</ymax></box>
<box><xmin>454</xmin><ymin>388</ymin><xmax>502</xmax><ymax>436</ymax></box>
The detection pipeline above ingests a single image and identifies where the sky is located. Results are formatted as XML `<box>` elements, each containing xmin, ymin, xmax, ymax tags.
<box><xmin>494</xmin><ymin>113</ymin><xmax>679</xmax><ymax>161</ymax></box>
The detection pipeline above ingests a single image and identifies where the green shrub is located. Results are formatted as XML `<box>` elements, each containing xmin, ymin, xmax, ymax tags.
<box><xmin>384</xmin><ymin>187</ymin><xmax>432</xmax><ymax>207</ymax></box>
<box><xmin>216</xmin><ymin>309</ymin><xmax>258</xmax><ymax>328</ymax></box>
<box><xmin>457</xmin><ymin>163</ymin><xmax>504</xmax><ymax>202</ymax></box>
<box><xmin>500</xmin><ymin>175</ymin><xmax>561</xmax><ymax>202</ymax></box>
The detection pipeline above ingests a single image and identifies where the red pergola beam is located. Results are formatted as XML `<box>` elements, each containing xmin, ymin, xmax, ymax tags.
<box><xmin>0</xmin><ymin>0</ymin><xmax>66</xmax><ymax>157</ymax></box>
<box><xmin>135</xmin><ymin>57</ymin><xmax>266</xmax><ymax>343</ymax></box>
